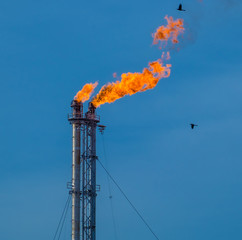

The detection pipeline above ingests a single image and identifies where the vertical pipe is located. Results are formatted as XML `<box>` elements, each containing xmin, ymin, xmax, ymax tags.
<box><xmin>90</xmin><ymin>121</ymin><xmax>97</xmax><ymax>240</ymax></box>
<box><xmin>81</xmin><ymin>124</ymin><xmax>85</xmax><ymax>240</ymax></box>
<box><xmin>72</xmin><ymin>123</ymin><xmax>80</xmax><ymax>240</ymax></box>
<box><xmin>87</xmin><ymin>103</ymin><xmax>97</xmax><ymax>240</ymax></box>
<box><xmin>70</xmin><ymin>100</ymin><xmax>82</xmax><ymax>240</ymax></box>
<box><xmin>85</xmin><ymin>121</ymin><xmax>89</xmax><ymax>239</ymax></box>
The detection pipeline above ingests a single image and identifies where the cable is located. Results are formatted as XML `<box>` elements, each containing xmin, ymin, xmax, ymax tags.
<box><xmin>53</xmin><ymin>194</ymin><xmax>71</xmax><ymax>240</ymax></box>
<box><xmin>57</xmin><ymin>195</ymin><xmax>71</xmax><ymax>240</ymax></box>
<box><xmin>97</xmin><ymin>159</ymin><xmax>160</xmax><ymax>240</ymax></box>
<box><xmin>101</xmin><ymin>134</ymin><xmax>118</xmax><ymax>240</ymax></box>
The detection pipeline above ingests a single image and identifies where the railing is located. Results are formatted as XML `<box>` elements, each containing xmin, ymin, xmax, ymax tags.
<box><xmin>68</xmin><ymin>113</ymin><xmax>100</xmax><ymax>121</ymax></box>
<box><xmin>85</xmin><ymin>113</ymin><xmax>100</xmax><ymax>121</ymax></box>
<box><xmin>68</xmin><ymin>113</ymin><xmax>83</xmax><ymax>119</ymax></box>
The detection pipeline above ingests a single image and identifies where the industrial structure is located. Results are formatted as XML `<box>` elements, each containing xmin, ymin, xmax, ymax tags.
<box><xmin>68</xmin><ymin>100</ymin><xmax>101</xmax><ymax>240</ymax></box>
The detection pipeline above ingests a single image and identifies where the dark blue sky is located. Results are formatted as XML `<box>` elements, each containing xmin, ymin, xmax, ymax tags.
<box><xmin>0</xmin><ymin>0</ymin><xmax>242</xmax><ymax>240</ymax></box>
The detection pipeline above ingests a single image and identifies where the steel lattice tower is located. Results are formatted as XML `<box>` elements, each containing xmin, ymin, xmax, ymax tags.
<box><xmin>68</xmin><ymin>100</ymin><xmax>100</xmax><ymax>240</ymax></box>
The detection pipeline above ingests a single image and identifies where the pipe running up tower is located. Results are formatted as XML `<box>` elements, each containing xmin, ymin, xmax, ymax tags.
<box><xmin>68</xmin><ymin>100</ymin><xmax>100</xmax><ymax>240</ymax></box>
<box><xmin>69</xmin><ymin>100</ymin><xmax>82</xmax><ymax>240</ymax></box>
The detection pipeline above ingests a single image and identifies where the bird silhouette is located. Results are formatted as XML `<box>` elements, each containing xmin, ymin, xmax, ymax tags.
<box><xmin>190</xmin><ymin>123</ymin><xmax>198</xmax><ymax>129</ymax></box>
<box><xmin>177</xmin><ymin>4</ymin><xmax>185</xmax><ymax>11</ymax></box>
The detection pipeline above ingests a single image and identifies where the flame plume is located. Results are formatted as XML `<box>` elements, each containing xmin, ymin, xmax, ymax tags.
<box><xmin>91</xmin><ymin>59</ymin><xmax>171</xmax><ymax>108</ymax></box>
<box><xmin>74</xmin><ymin>82</ymin><xmax>98</xmax><ymax>103</ymax></box>
<box><xmin>153</xmin><ymin>15</ymin><xmax>184</xmax><ymax>47</ymax></box>
<box><xmin>74</xmin><ymin>15</ymin><xmax>185</xmax><ymax>107</ymax></box>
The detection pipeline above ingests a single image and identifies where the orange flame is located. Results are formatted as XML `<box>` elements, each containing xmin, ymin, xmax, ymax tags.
<box><xmin>153</xmin><ymin>15</ymin><xmax>184</xmax><ymax>47</ymax></box>
<box><xmin>75</xmin><ymin>15</ymin><xmax>184</xmax><ymax>107</ymax></box>
<box><xmin>74</xmin><ymin>82</ymin><xmax>98</xmax><ymax>103</ymax></box>
<box><xmin>91</xmin><ymin>59</ymin><xmax>171</xmax><ymax>108</ymax></box>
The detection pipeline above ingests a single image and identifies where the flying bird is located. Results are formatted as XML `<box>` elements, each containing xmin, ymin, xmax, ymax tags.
<box><xmin>190</xmin><ymin>123</ymin><xmax>198</xmax><ymax>129</ymax></box>
<box><xmin>177</xmin><ymin>4</ymin><xmax>186</xmax><ymax>11</ymax></box>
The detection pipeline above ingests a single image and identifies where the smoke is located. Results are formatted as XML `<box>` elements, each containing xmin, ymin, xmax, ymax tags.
<box><xmin>198</xmin><ymin>0</ymin><xmax>240</xmax><ymax>4</ymax></box>
<box><xmin>187</xmin><ymin>0</ymin><xmax>241</xmax><ymax>47</ymax></box>
<box><xmin>220</xmin><ymin>0</ymin><xmax>241</xmax><ymax>8</ymax></box>
<box><xmin>198</xmin><ymin>0</ymin><xmax>241</xmax><ymax>9</ymax></box>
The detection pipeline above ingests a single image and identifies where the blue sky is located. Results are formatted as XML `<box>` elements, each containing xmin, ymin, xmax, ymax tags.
<box><xmin>0</xmin><ymin>0</ymin><xmax>242</xmax><ymax>240</ymax></box>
